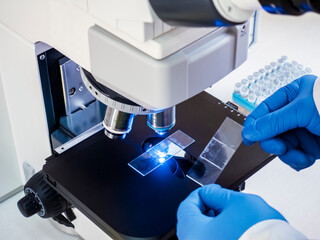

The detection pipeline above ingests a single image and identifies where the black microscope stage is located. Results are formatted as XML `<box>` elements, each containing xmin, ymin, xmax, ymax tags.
<box><xmin>43</xmin><ymin>92</ymin><xmax>274</xmax><ymax>239</ymax></box>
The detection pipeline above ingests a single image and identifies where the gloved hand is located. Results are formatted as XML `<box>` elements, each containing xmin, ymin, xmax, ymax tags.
<box><xmin>242</xmin><ymin>75</ymin><xmax>320</xmax><ymax>171</ymax></box>
<box><xmin>177</xmin><ymin>184</ymin><xmax>285</xmax><ymax>240</ymax></box>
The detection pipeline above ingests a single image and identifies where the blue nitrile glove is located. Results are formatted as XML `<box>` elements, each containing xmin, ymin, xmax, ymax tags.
<box><xmin>177</xmin><ymin>184</ymin><xmax>285</xmax><ymax>240</ymax></box>
<box><xmin>242</xmin><ymin>75</ymin><xmax>320</xmax><ymax>171</ymax></box>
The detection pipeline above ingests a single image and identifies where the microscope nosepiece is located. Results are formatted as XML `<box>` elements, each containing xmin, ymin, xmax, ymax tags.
<box><xmin>103</xmin><ymin>107</ymin><xmax>135</xmax><ymax>140</ymax></box>
<box><xmin>147</xmin><ymin>107</ymin><xmax>176</xmax><ymax>136</ymax></box>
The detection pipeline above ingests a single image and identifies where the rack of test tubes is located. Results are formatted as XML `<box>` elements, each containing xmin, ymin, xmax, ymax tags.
<box><xmin>233</xmin><ymin>56</ymin><xmax>312</xmax><ymax>112</ymax></box>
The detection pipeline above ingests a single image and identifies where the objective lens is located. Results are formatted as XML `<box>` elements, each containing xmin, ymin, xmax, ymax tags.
<box><xmin>103</xmin><ymin>107</ymin><xmax>135</xmax><ymax>140</ymax></box>
<box><xmin>147</xmin><ymin>107</ymin><xmax>176</xmax><ymax>135</ymax></box>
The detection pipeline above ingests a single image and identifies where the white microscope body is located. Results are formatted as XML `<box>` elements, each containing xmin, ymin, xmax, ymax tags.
<box><xmin>0</xmin><ymin>0</ymin><xmax>257</xmax><ymax>239</ymax></box>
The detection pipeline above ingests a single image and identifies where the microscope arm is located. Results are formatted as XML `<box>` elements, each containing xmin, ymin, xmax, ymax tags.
<box><xmin>149</xmin><ymin>0</ymin><xmax>320</xmax><ymax>27</ymax></box>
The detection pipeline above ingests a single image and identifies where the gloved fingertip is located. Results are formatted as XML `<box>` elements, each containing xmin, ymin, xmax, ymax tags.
<box><xmin>242</xmin><ymin>136</ymin><xmax>255</xmax><ymax>146</ymax></box>
<box><xmin>199</xmin><ymin>184</ymin><xmax>222</xmax><ymax>201</ymax></box>
<box><xmin>300</xmin><ymin>74</ymin><xmax>318</xmax><ymax>82</ymax></box>
<box><xmin>200</xmin><ymin>184</ymin><xmax>221</xmax><ymax>193</ymax></box>
<box><xmin>279</xmin><ymin>155</ymin><xmax>303</xmax><ymax>172</ymax></box>
<box><xmin>276</xmin><ymin>147</ymin><xmax>287</xmax><ymax>156</ymax></box>
<box><xmin>292</xmin><ymin>166</ymin><xmax>301</xmax><ymax>172</ymax></box>
<box><xmin>186</xmin><ymin>187</ymin><xmax>202</xmax><ymax>200</ymax></box>
<box><xmin>242</xmin><ymin>124</ymin><xmax>260</xmax><ymax>142</ymax></box>
<box><xmin>243</xmin><ymin>116</ymin><xmax>255</xmax><ymax>127</ymax></box>
<box><xmin>260</xmin><ymin>139</ymin><xmax>287</xmax><ymax>155</ymax></box>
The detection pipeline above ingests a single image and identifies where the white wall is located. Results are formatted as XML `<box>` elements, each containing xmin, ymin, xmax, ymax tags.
<box><xmin>0</xmin><ymin>73</ymin><xmax>22</xmax><ymax>201</ymax></box>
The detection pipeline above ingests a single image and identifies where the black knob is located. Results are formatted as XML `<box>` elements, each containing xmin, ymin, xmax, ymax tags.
<box><xmin>17</xmin><ymin>171</ymin><xmax>70</xmax><ymax>219</ymax></box>
<box><xmin>17</xmin><ymin>193</ymin><xmax>41</xmax><ymax>217</ymax></box>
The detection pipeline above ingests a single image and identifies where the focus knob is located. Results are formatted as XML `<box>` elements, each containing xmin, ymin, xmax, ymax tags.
<box><xmin>17</xmin><ymin>171</ymin><xmax>70</xmax><ymax>219</ymax></box>
<box><xmin>17</xmin><ymin>193</ymin><xmax>41</xmax><ymax>217</ymax></box>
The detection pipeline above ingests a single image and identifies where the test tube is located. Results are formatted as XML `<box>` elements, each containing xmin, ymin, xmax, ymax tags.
<box><xmin>279</xmin><ymin>75</ymin><xmax>286</xmax><ymax>86</ymax></box>
<box><xmin>293</xmin><ymin>73</ymin><xmax>300</xmax><ymax>79</ymax></box>
<box><xmin>263</xmin><ymin>76</ymin><xmax>271</xmax><ymax>83</ymax></box>
<box><xmin>266</xmin><ymin>82</ymin><xmax>274</xmax><ymax>92</ymax></box>
<box><xmin>247</xmin><ymin>75</ymin><xmax>255</xmax><ymax>84</ymax></box>
<box><xmin>277</xmin><ymin>59</ymin><xmax>285</xmax><ymax>68</ymax></box>
<box><xmin>253</xmin><ymin>72</ymin><xmax>261</xmax><ymax>80</ymax></box>
<box><xmin>291</xmin><ymin>68</ymin><xmax>299</xmax><ymax>75</ymax></box>
<box><xmin>284</xmin><ymin>71</ymin><xmax>291</xmax><ymax>78</ymax></box>
<box><xmin>305</xmin><ymin>67</ymin><xmax>312</xmax><ymax>73</ymax></box>
<box><xmin>270</xmin><ymin>62</ymin><xmax>278</xmax><ymax>71</ymax></box>
<box><xmin>291</xmin><ymin>60</ymin><xmax>298</xmax><ymax>66</ymax></box>
<box><xmin>277</xmin><ymin>59</ymin><xmax>285</xmax><ymax>69</ymax></box>
<box><xmin>241</xmin><ymin>79</ymin><xmax>249</xmax><ymax>88</ymax></box>
<box><xmin>269</xmin><ymin>73</ymin><xmax>277</xmax><ymax>80</ymax></box>
<box><xmin>265</xmin><ymin>65</ymin><xmax>272</xmax><ymax>75</ymax></box>
<box><xmin>276</xmin><ymin>68</ymin><xmax>284</xmax><ymax>75</ymax></box>
<box><xmin>297</xmin><ymin>64</ymin><xmax>304</xmax><ymax>70</ymax></box>
<box><xmin>299</xmin><ymin>70</ymin><xmax>306</xmax><ymax>76</ymax></box>
<box><xmin>259</xmin><ymin>69</ymin><xmax>267</xmax><ymax>78</ymax></box>
<box><xmin>247</xmin><ymin>93</ymin><xmax>256</xmax><ymax>104</ymax></box>
<box><xmin>255</xmin><ymin>90</ymin><xmax>262</xmax><ymax>98</ymax></box>
<box><xmin>260</xmin><ymin>86</ymin><xmax>268</xmax><ymax>96</ymax></box>
<box><xmin>284</xmin><ymin>62</ymin><xmax>293</xmax><ymax>69</ymax></box>
<box><xmin>257</xmin><ymin>79</ymin><xmax>266</xmax><ymax>87</ymax></box>
<box><xmin>281</xmin><ymin>55</ymin><xmax>288</xmax><ymax>61</ymax></box>
<box><xmin>234</xmin><ymin>82</ymin><xmax>242</xmax><ymax>94</ymax></box>
<box><xmin>249</xmin><ymin>83</ymin><xmax>259</xmax><ymax>93</ymax></box>
<box><xmin>240</xmin><ymin>86</ymin><xmax>249</xmax><ymax>98</ymax></box>
<box><xmin>272</xmin><ymin>79</ymin><xmax>280</xmax><ymax>90</ymax></box>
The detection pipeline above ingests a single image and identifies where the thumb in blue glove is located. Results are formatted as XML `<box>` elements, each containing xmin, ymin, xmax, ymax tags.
<box><xmin>242</xmin><ymin>75</ymin><xmax>320</xmax><ymax>170</ymax></box>
<box><xmin>177</xmin><ymin>184</ymin><xmax>285</xmax><ymax>240</ymax></box>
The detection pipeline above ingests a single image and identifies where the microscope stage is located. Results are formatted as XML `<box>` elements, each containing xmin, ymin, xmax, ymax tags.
<box><xmin>43</xmin><ymin>92</ymin><xmax>273</xmax><ymax>239</ymax></box>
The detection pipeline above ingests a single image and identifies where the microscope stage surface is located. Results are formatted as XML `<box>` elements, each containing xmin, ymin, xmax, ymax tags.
<box><xmin>43</xmin><ymin>92</ymin><xmax>273</xmax><ymax>239</ymax></box>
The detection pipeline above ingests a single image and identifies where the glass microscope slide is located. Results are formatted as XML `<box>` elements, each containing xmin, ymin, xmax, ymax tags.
<box><xmin>128</xmin><ymin>130</ymin><xmax>195</xmax><ymax>176</ymax></box>
<box><xmin>187</xmin><ymin>118</ymin><xmax>243</xmax><ymax>186</ymax></box>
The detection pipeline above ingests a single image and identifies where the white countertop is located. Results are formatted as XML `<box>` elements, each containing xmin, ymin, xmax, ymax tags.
<box><xmin>0</xmin><ymin>192</ymin><xmax>80</xmax><ymax>240</ymax></box>
<box><xmin>207</xmin><ymin>11</ymin><xmax>320</xmax><ymax>239</ymax></box>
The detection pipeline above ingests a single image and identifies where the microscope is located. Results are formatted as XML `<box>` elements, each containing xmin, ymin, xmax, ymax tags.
<box><xmin>0</xmin><ymin>0</ymin><xmax>317</xmax><ymax>239</ymax></box>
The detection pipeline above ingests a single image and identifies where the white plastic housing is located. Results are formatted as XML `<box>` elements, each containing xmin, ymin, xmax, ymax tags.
<box><xmin>0</xmin><ymin>0</ymin><xmax>215</xmax><ymax>65</ymax></box>
<box><xmin>214</xmin><ymin>0</ymin><xmax>259</xmax><ymax>23</ymax></box>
